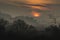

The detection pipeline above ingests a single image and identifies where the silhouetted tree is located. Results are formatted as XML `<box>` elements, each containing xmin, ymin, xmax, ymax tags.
<box><xmin>10</xmin><ymin>19</ymin><xmax>36</xmax><ymax>34</ymax></box>
<box><xmin>0</xmin><ymin>19</ymin><xmax>8</xmax><ymax>32</ymax></box>
<box><xmin>43</xmin><ymin>25</ymin><xmax>60</xmax><ymax>39</ymax></box>
<box><xmin>26</xmin><ymin>25</ymin><xmax>36</xmax><ymax>32</ymax></box>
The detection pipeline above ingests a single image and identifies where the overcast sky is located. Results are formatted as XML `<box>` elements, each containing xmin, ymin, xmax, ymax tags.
<box><xmin>0</xmin><ymin>0</ymin><xmax>60</xmax><ymax>25</ymax></box>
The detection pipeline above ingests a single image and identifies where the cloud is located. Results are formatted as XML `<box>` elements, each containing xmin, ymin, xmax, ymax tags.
<box><xmin>0</xmin><ymin>0</ymin><xmax>60</xmax><ymax>24</ymax></box>
<box><xmin>9</xmin><ymin>0</ymin><xmax>60</xmax><ymax>4</ymax></box>
<box><xmin>10</xmin><ymin>1</ymin><xmax>50</xmax><ymax>10</ymax></box>
<box><xmin>0</xmin><ymin>0</ymin><xmax>60</xmax><ymax>5</ymax></box>
<box><xmin>0</xmin><ymin>0</ymin><xmax>59</xmax><ymax>11</ymax></box>
<box><xmin>0</xmin><ymin>2</ymin><xmax>32</xmax><ymax>17</ymax></box>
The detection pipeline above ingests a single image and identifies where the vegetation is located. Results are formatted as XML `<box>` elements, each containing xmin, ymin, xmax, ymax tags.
<box><xmin>0</xmin><ymin>18</ymin><xmax>60</xmax><ymax>40</ymax></box>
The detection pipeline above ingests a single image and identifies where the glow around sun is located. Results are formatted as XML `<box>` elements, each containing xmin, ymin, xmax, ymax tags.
<box><xmin>32</xmin><ymin>11</ymin><xmax>40</xmax><ymax>17</ymax></box>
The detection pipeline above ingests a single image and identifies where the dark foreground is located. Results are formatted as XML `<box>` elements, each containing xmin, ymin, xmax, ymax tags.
<box><xmin>0</xmin><ymin>30</ymin><xmax>60</xmax><ymax>40</ymax></box>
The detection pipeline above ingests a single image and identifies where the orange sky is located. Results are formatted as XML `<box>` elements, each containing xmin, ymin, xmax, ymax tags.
<box><xmin>9</xmin><ymin>0</ymin><xmax>60</xmax><ymax>4</ymax></box>
<box><xmin>0</xmin><ymin>0</ymin><xmax>60</xmax><ymax>4</ymax></box>
<box><xmin>0</xmin><ymin>0</ymin><xmax>59</xmax><ymax>11</ymax></box>
<box><xmin>26</xmin><ymin>0</ymin><xmax>53</xmax><ymax>4</ymax></box>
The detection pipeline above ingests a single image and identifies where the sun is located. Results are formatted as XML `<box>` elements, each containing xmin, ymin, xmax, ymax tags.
<box><xmin>32</xmin><ymin>11</ymin><xmax>40</xmax><ymax>17</ymax></box>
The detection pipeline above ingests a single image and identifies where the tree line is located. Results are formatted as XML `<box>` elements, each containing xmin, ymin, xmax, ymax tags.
<box><xmin>0</xmin><ymin>18</ymin><xmax>60</xmax><ymax>40</ymax></box>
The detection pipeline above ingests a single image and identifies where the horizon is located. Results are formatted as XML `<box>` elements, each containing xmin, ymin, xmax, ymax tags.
<box><xmin>0</xmin><ymin>0</ymin><xmax>60</xmax><ymax>28</ymax></box>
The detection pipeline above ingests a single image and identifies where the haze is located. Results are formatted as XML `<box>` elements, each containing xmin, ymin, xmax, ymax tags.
<box><xmin>0</xmin><ymin>0</ymin><xmax>60</xmax><ymax>25</ymax></box>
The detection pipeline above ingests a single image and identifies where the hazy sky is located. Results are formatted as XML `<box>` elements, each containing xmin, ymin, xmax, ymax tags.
<box><xmin>0</xmin><ymin>0</ymin><xmax>60</xmax><ymax>25</ymax></box>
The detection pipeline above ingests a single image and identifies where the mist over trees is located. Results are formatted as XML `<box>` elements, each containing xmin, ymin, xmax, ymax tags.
<box><xmin>0</xmin><ymin>15</ymin><xmax>60</xmax><ymax>40</ymax></box>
